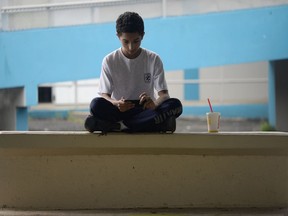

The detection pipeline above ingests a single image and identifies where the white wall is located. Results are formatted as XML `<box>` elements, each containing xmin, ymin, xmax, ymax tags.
<box><xmin>49</xmin><ymin>61</ymin><xmax>268</xmax><ymax>106</ymax></box>
<box><xmin>52</xmin><ymin>79</ymin><xmax>100</xmax><ymax>104</ymax></box>
<box><xmin>51</xmin><ymin>72</ymin><xmax>184</xmax><ymax>104</ymax></box>
<box><xmin>166</xmin><ymin>70</ymin><xmax>184</xmax><ymax>100</ymax></box>
<box><xmin>199</xmin><ymin>62</ymin><xmax>268</xmax><ymax>104</ymax></box>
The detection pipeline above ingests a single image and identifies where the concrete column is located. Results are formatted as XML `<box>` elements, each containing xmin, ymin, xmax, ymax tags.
<box><xmin>0</xmin><ymin>106</ymin><xmax>16</xmax><ymax>130</ymax></box>
<box><xmin>268</xmin><ymin>62</ymin><xmax>276</xmax><ymax>128</ymax></box>
<box><xmin>269</xmin><ymin>60</ymin><xmax>288</xmax><ymax>131</ymax></box>
<box><xmin>0</xmin><ymin>87</ymin><xmax>25</xmax><ymax>130</ymax></box>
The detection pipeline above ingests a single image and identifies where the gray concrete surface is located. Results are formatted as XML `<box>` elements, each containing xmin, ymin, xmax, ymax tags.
<box><xmin>0</xmin><ymin>208</ymin><xmax>287</xmax><ymax>216</ymax></box>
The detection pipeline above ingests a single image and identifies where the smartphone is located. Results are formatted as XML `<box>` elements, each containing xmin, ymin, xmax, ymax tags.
<box><xmin>124</xmin><ymin>100</ymin><xmax>143</xmax><ymax>107</ymax></box>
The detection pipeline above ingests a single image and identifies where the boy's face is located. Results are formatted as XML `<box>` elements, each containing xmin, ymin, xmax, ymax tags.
<box><xmin>118</xmin><ymin>32</ymin><xmax>144</xmax><ymax>59</ymax></box>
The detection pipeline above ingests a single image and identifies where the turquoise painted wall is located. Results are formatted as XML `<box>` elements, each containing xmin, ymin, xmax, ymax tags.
<box><xmin>0</xmin><ymin>23</ymin><xmax>117</xmax><ymax>89</ymax></box>
<box><xmin>147</xmin><ymin>5</ymin><xmax>288</xmax><ymax>70</ymax></box>
<box><xmin>1</xmin><ymin>5</ymin><xmax>288</xmax><ymax>111</ymax></box>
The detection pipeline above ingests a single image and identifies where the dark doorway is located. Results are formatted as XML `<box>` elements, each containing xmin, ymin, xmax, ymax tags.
<box><xmin>38</xmin><ymin>87</ymin><xmax>52</xmax><ymax>103</ymax></box>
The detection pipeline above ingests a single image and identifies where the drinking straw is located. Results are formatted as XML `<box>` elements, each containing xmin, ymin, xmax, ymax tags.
<box><xmin>207</xmin><ymin>98</ymin><xmax>214</xmax><ymax>112</ymax></box>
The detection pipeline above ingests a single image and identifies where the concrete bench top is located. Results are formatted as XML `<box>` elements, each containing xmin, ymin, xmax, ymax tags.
<box><xmin>0</xmin><ymin>131</ymin><xmax>288</xmax><ymax>156</ymax></box>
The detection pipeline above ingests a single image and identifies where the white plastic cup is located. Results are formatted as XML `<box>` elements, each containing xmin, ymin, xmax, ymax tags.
<box><xmin>206</xmin><ymin>112</ymin><xmax>220</xmax><ymax>132</ymax></box>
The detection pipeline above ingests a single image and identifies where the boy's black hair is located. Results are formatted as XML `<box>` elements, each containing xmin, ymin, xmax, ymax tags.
<box><xmin>116</xmin><ymin>12</ymin><xmax>144</xmax><ymax>35</ymax></box>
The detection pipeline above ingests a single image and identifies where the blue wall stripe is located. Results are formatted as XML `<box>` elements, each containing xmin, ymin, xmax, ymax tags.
<box><xmin>183</xmin><ymin>104</ymin><xmax>268</xmax><ymax>119</ymax></box>
<box><xmin>184</xmin><ymin>69</ymin><xmax>199</xmax><ymax>100</ymax></box>
<box><xmin>145</xmin><ymin>5</ymin><xmax>288</xmax><ymax>70</ymax></box>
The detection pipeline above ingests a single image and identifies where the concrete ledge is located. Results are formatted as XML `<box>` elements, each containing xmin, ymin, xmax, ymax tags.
<box><xmin>1</xmin><ymin>131</ymin><xmax>288</xmax><ymax>156</ymax></box>
<box><xmin>0</xmin><ymin>132</ymin><xmax>288</xmax><ymax>210</ymax></box>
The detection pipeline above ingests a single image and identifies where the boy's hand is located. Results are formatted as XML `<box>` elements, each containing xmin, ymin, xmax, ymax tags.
<box><xmin>139</xmin><ymin>92</ymin><xmax>156</xmax><ymax>110</ymax></box>
<box><xmin>117</xmin><ymin>97</ymin><xmax>135</xmax><ymax>112</ymax></box>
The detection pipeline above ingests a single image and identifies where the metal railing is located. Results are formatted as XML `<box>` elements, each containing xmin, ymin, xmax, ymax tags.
<box><xmin>1</xmin><ymin>0</ymin><xmax>161</xmax><ymax>13</ymax></box>
<box><xmin>0</xmin><ymin>0</ymin><xmax>165</xmax><ymax>31</ymax></box>
<box><xmin>1</xmin><ymin>0</ymin><xmax>288</xmax><ymax>31</ymax></box>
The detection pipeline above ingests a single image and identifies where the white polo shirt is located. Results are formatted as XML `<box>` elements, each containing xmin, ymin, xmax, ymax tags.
<box><xmin>98</xmin><ymin>48</ymin><xmax>168</xmax><ymax>101</ymax></box>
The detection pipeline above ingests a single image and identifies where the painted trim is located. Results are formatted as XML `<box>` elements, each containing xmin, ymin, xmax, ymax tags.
<box><xmin>184</xmin><ymin>69</ymin><xmax>199</xmax><ymax>100</ymax></box>
<box><xmin>29</xmin><ymin>110</ymin><xmax>69</xmax><ymax>119</ymax></box>
<box><xmin>16</xmin><ymin>107</ymin><xmax>28</xmax><ymax>130</ymax></box>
